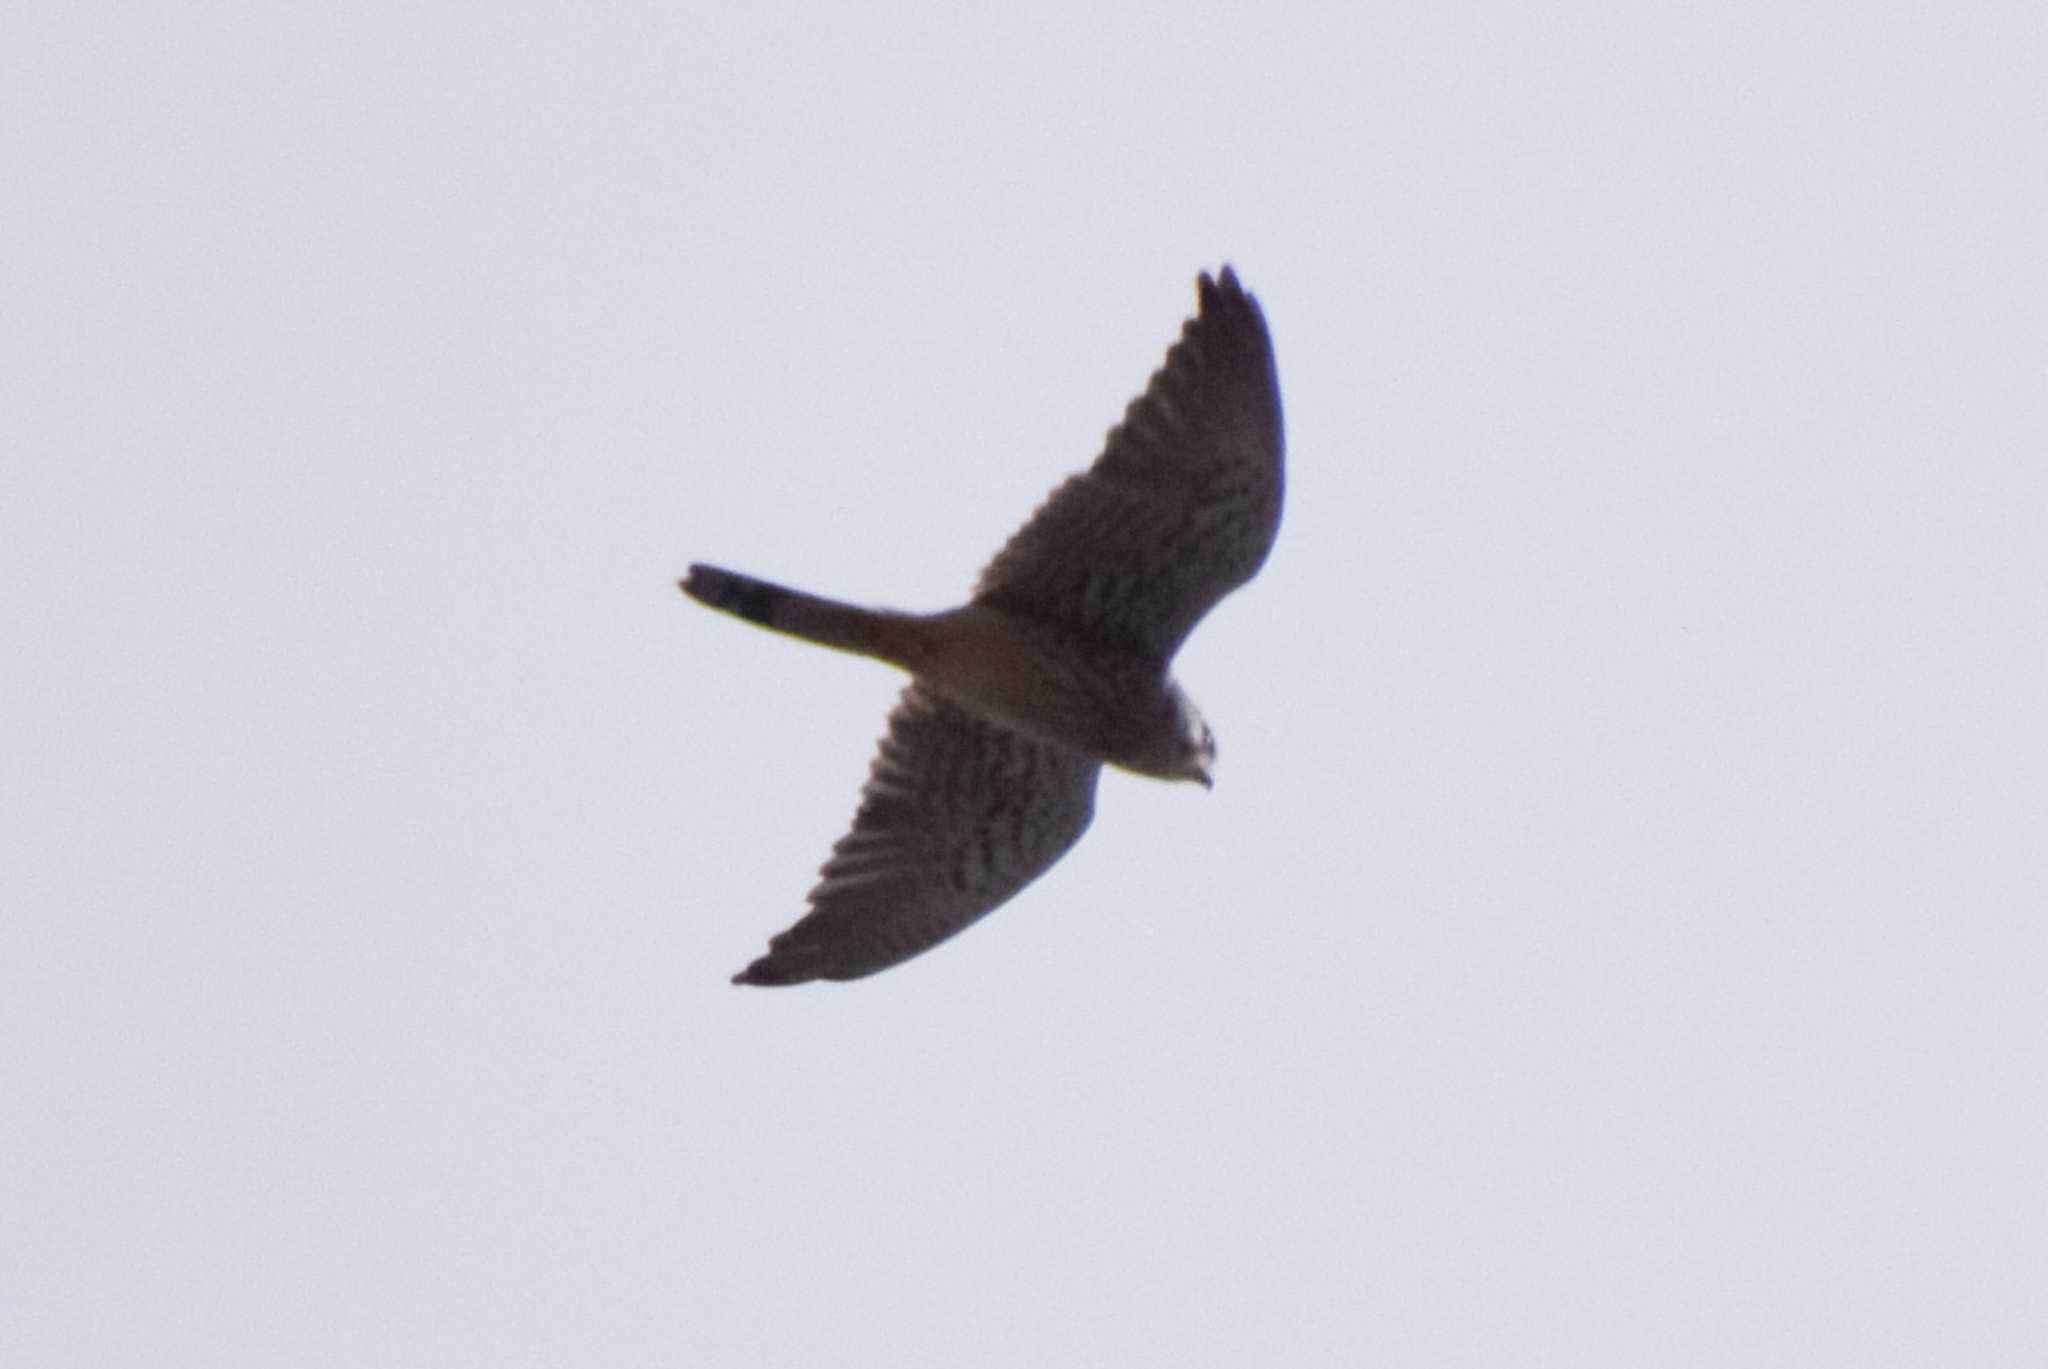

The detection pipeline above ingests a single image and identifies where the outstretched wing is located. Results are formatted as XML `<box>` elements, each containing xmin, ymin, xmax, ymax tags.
<box><xmin>732</xmin><ymin>685</ymin><xmax>1101</xmax><ymax>986</ymax></box>
<box><xmin>972</xmin><ymin>267</ymin><xmax>1284</xmax><ymax>662</ymax></box>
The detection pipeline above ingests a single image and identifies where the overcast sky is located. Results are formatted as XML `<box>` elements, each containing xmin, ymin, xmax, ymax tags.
<box><xmin>5</xmin><ymin>4</ymin><xmax>2045</xmax><ymax>1366</ymax></box>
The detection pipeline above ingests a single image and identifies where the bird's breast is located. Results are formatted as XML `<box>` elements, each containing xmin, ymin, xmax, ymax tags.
<box><xmin>912</xmin><ymin>606</ymin><xmax>1161</xmax><ymax>766</ymax></box>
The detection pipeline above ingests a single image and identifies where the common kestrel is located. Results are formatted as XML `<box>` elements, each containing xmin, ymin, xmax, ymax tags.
<box><xmin>683</xmin><ymin>267</ymin><xmax>1283</xmax><ymax>985</ymax></box>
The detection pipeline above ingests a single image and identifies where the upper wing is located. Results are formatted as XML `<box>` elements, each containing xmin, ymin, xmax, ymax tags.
<box><xmin>972</xmin><ymin>267</ymin><xmax>1284</xmax><ymax>662</ymax></box>
<box><xmin>731</xmin><ymin>685</ymin><xmax>1101</xmax><ymax>986</ymax></box>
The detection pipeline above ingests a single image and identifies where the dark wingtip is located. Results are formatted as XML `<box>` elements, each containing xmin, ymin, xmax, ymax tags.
<box><xmin>1198</xmin><ymin>264</ymin><xmax>1252</xmax><ymax>316</ymax></box>
<box><xmin>731</xmin><ymin>952</ymin><xmax>811</xmax><ymax>987</ymax></box>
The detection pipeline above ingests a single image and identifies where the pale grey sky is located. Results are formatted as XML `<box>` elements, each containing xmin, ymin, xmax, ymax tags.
<box><xmin>5</xmin><ymin>4</ymin><xmax>2045</xmax><ymax>1366</ymax></box>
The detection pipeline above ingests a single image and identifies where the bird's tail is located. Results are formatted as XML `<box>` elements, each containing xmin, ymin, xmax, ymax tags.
<box><xmin>681</xmin><ymin>564</ymin><xmax>934</xmax><ymax>670</ymax></box>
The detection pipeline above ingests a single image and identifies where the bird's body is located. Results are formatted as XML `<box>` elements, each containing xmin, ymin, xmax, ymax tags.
<box><xmin>685</xmin><ymin>566</ymin><xmax>1195</xmax><ymax>780</ymax></box>
<box><xmin>683</xmin><ymin>267</ymin><xmax>1283</xmax><ymax>985</ymax></box>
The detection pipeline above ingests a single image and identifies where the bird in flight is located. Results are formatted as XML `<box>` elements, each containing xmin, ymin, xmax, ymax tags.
<box><xmin>683</xmin><ymin>267</ymin><xmax>1284</xmax><ymax>986</ymax></box>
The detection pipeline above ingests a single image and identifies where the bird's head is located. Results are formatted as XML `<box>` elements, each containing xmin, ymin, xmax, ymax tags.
<box><xmin>1168</xmin><ymin>684</ymin><xmax>1216</xmax><ymax>789</ymax></box>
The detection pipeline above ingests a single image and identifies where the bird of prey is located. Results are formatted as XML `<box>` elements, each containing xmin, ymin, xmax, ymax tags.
<box><xmin>683</xmin><ymin>267</ymin><xmax>1283</xmax><ymax>986</ymax></box>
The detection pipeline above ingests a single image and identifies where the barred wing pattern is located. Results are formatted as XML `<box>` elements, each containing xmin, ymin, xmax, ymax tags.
<box><xmin>972</xmin><ymin>268</ymin><xmax>1284</xmax><ymax>662</ymax></box>
<box><xmin>732</xmin><ymin>686</ymin><xmax>1101</xmax><ymax>985</ymax></box>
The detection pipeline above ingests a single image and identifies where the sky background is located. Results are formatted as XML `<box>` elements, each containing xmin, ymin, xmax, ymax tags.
<box><xmin>5</xmin><ymin>4</ymin><xmax>2045</xmax><ymax>1365</ymax></box>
